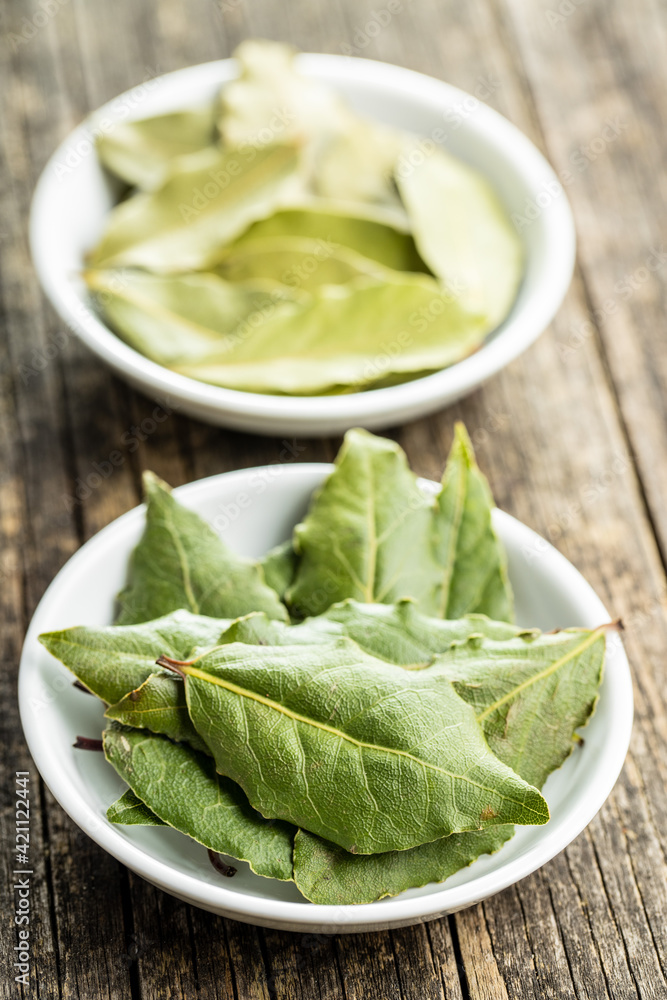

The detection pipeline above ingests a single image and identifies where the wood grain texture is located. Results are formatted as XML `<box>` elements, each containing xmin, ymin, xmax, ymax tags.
<box><xmin>2</xmin><ymin>0</ymin><xmax>667</xmax><ymax>997</ymax></box>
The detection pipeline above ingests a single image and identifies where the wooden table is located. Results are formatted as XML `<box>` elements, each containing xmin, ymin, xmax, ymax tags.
<box><xmin>2</xmin><ymin>0</ymin><xmax>667</xmax><ymax>996</ymax></box>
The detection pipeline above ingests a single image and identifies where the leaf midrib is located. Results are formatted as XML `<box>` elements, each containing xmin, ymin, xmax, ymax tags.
<box><xmin>475</xmin><ymin>629</ymin><xmax>604</xmax><ymax>723</ymax></box>
<box><xmin>183</xmin><ymin>663</ymin><xmax>545</xmax><ymax>815</ymax></box>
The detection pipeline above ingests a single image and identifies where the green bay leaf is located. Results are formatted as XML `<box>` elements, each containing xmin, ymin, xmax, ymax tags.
<box><xmin>107</xmin><ymin>789</ymin><xmax>166</xmax><ymax>826</ymax></box>
<box><xmin>260</xmin><ymin>540</ymin><xmax>298</xmax><ymax>601</ymax></box>
<box><xmin>38</xmin><ymin>608</ymin><xmax>232</xmax><ymax>706</ymax></box>
<box><xmin>105</xmin><ymin>672</ymin><xmax>206</xmax><ymax>752</ymax></box>
<box><xmin>96</xmin><ymin>105</ymin><xmax>218</xmax><ymax>191</ymax></box>
<box><xmin>434</xmin><ymin>423</ymin><xmax>513</xmax><ymax>621</ymax></box>
<box><xmin>103</xmin><ymin>725</ymin><xmax>295</xmax><ymax>880</ymax></box>
<box><xmin>173</xmin><ymin>638</ymin><xmax>548</xmax><ymax>855</ymax></box>
<box><xmin>286</xmin><ymin>427</ymin><xmax>513</xmax><ymax>619</ymax></box>
<box><xmin>286</xmin><ymin>430</ymin><xmax>441</xmax><ymax>617</ymax></box>
<box><xmin>292</xmin><ymin>623</ymin><xmax>607</xmax><ymax>903</ymax></box>
<box><xmin>89</xmin><ymin>142</ymin><xmax>304</xmax><ymax>271</ymax></box>
<box><xmin>117</xmin><ymin>473</ymin><xmax>287</xmax><ymax>625</ymax></box>
<box><xmin>293</xmin><ymin>824</ymin><xmax>515</xmax><ymax>906</ymax></box>
<box><xmin>232</xmin><ymin>205</ymin><xmax>428</xmax><ymax>273</ymax></box>
<box><xmin>295</xmin><ymin>601</ymin><xmax>532</xmax><ymax>666</ymax></box>
<box><xmin>447</xmin><ymin>626</ymin><xmax>607</xmax><ymax>789</ymax></box>
<box><xmin>116</xmin><ymin>471</ymin><xmax>287</xmax><ymax>625</ymax></box>
<box><xmin>395</xmin><ymin>145</ymin><xmax>523</xmax><ymax>329</ymax></box>
<box><xmin>85</xmin><ymin>268</ymin><xmax>304</xmax><ymax>366</ymax></box>
<box><xmin>172</xmin><ymin>276</ymin><xmax>487</xmax><ymax>395</ymax></box>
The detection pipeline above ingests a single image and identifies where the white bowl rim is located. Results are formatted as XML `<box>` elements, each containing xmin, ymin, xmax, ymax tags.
<box><xmin>19</xmin><ymin>464</ymin><xmax>633</xmax><ymax>933</ymax></box>
<box><xmin>29</xmin><ymin>54</ymin><xmax>576</xmax><ymax>424</ymax></box>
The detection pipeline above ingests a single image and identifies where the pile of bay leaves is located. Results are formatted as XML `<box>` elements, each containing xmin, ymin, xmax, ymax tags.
<box><xmin>84</xmin><ymin>40</ymin><xmax>523</xmax><ymax>396</ymax></box>
<box><xmin>39</xmin><ymin>426</ymin><xmax>609</xmax><ymax>905</ymax></box>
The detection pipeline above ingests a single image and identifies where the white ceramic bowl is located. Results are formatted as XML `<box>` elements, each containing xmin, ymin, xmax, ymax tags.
<box><xmin>20</xmin><ymin>465</ymin><xmax>632</xmax><ymax>933</ymax></box>
<box><xmin>30</xmin><ymin>56</ymin><xmax>575</xmax><ymax>437</ymax></box>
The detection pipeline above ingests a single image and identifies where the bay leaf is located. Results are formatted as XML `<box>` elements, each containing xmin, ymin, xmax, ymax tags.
<box><xmin>116</xmin><ymin>471</ymin><xmax>288</xmax><ymax>625</ymax></box>
<box><xmin>173</xmin><ymin>277</ymin><xmax>487</xmax><ymax>395</ymax></box>
<box><xmin>103</xmin><ymin>724</ymin><xmax>295</xmax><ymax>880</ymax></box>
<box><xmin>286</xmin><ymin>427</ymin><xmax>513</xmax><ymax>619</ymax></box>
<box><xmin>219</xmin><ymin>39</ymin><xmax>402</xmax><ymax>207</ymax></box>
<box><xmin>232</xmin><ymin>205</ymin><xmax>428</xmax><ymax>273</ymax></box>
<box><xmin>103</xmin><ymin>604</ymin><xmax>533</xmax><ymax>746</ymax></box>
<box><xmin>447</xmin><ymin>626</ymin><xmax>607</xmax><ymax>790</ymax></box>
<box><xmin>107</xmin><ymin>789</ymin><xmax>166</xmax><ymax>826</ymax></box>
<box><xmin>88</xmin><ymin>142</ymin><xmax>304</xmax><ymax>271</ymax></box>
<box><xmin>38</xmin><ymin>608</ymin><xmax>231</xmax><ymax>706</ymax></box>
<box><xmin>295</xmin><ymin>600</ymin><xmax>533</xmax><ymax>666</ymax></box>
<box><xmin>85</xmin><ymin>268</ymin><xmax>304</xmax><ymax>366</ymax></box>
<box><xmin>260</xmin><ymin>540</ymin><xmax>298</xmax><ymax>600</ymax></box>
<box><xmin>433</xmin><ymin>423</ymin><xmax>513</xmax><ymax>621</ymax></box>
<box><xmin>286</xmin><ymin>429</ymin><xmax>441</xmax><ymax>617</ymax></box>
<box><xmin>293</xmin><ymin>824</ymin><xmax>515</xmax><ymax>906</ymax></box>
<box><xmin>213</xmin><ymin>236</ymin><xmax>389</xmax><ymax>291</ymax></box>
<box><xmin>292</xmin><ymin>623</ymin><xmax>607</xmax><ymax>903</ymax></box>
<box><xmin>168</xmin><ymin>638</ymin><xmax>548</xmax><ymax>854</ymax></box>
<box><xmin>96</xmin><ymin>105</ymin><xmax>218</xmax><ymax>190</ymax></box>
<box><xmin>104</xmin><ymin>611</ymin><xmax>294</xmax><ymax>744</ymax></box>
<box><xmin>105</xmin><ymin>672</ymin><xmax>206</xmax><ymax>751</ymax></box>
<box><xmin>395</xmin><ymin>144</ymin><xmax>523</xmax><ymax>329</ymax></box>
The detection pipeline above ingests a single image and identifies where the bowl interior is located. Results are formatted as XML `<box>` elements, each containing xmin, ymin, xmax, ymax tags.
<box><xmin>19</xmin><ymin>465</ymin><xmax>632</xmax><ymax>931</ymax></box>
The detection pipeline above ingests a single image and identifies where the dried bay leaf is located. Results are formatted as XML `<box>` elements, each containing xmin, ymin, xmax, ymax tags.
<box><xmin>214</xmin><ymin>236</ymin><xmax>389</xmax><ymax>291</ymax></box>
<box><xmin>433</xmin><ymin>423</ymin><xmax>513</xmax><ymax>622</ymax></box>
<box><xmin>173</xmin><ymin>277</ymin><xmax>488</xmax><ymax>395</ymax></box>
<box><xmin>287</xmin><ymin>430</ymin><xmax>441</xmax><ymax>616</ymax></box>
<box><xmin>232</xmin><ymin>205</ymin><xmax>428</xmax><ymax>273</ymax></box>
<box><xmin>166</xmin><ymin>638</ymin><xmax>548</xmax><ymax>855</ymax></box>
<box><xmin>89</xmin><ymin>142</ymin><xmax>304</xmax><ymax>271</ymax></box>
<box><xmin>293</xmin><ymin>825</ymin><xmax>515</xmax><ymax>905</ymax></box>
<box><xmin>107</xmin><ymin>789</ymin><xmax>166</xmax><ymax>826</ymax></box>
<box><xmin>85</xmin><ymin>268</ymin><xmax>305</xmax><ymax>366</ymax></box>
<box><xmin>219</xmin><ymin>39</ymin><xmax>402</xmax><ymax>207</ymax></box>
<box><xmin>396</xmin><ymin>145</ymin><xmax>523</xmax><ymax>329</ymax></box>
<box><xmin>96</xmin><ymin>104</ymin><xmax>218</xmax><ymax>190</ymax></box>
<box><xmin>287</xmin><ymin>426</ymin><xmax>513</xmax><ymax>619</ymax></box>
<box><xmin>116</xmin><ymin>472</ymin><xmax>288</xmax><ymax>625</ymax></box>
<box><xmin>38</xmin><ymin>608</ymin><xmax>231</xmax><ymax>706</ymax></box>
<box><xmin>104</xmin><ymin>724</ymin><xmax>295</xmax><ymax>880</ymax></box>
<box><xmin>293</xmin><ymin>624</ymin><xmax>607</xmax><ymax>903</ymax></box>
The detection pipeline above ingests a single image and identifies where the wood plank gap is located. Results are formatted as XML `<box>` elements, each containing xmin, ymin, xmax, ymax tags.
<box><xmin>119</xmin><ymin>870</ymin><xmax>144</xmax><ymax>1000</ymax></box>
<box><xmin>220</xmin><ymin>921</ymin><xmax>241</xmax><ymax>1000</ymax></box>
<box><xmin>36</xmin><ymin>779</ymin><xmax>63</xmax><ymax>1000</ymax></box>
<box><xmin>588</xmin><ymin>836</ymin><xmax>645</xmax><ymax>999</ymax></box>
<box><xmin>185</xmin><ymin>907</ymin><xmax>202</xmax><ymax>996</ymax></box>
<box><xmin>575</xmin><ymin>270</ymin><xmax>667</xmax><ymax>581</ymax></box>
<box><xmin>53</xmin><ymin>351</ymin><xmax>88</xmax><ymax>546</ymax></box>
<box><xmin>615</xmin><ymin>816</ymin><xmax>667</xmax><ymax>984</ymax></box>
<box><xmin>257</xmin><ymin>926</ymin><xmax>279</xmax><ymax>1000</ymax></box>
<box><xmin>387</xmin><ymin>929</ymin><xmax>408</xmax><ymax>1000</ymax></box>
<box><xmin>446</xmin><ymin>916</ymin><xmax>472</xmax><ymax>1000</ymax></box>
<box><xmin>562</xmin><ymin>851</ymin><xmax>618</xmax><ymax>1000</ymax></box>
<box><xmin>332</xmin><ymin>935</ymin><xmax>354</xmax><ymax>1000</ymax></box>
<box><xmin>543</xmin><ymin>878</ymin><xmax>594</xmax><ymax>1000</ymax></box>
